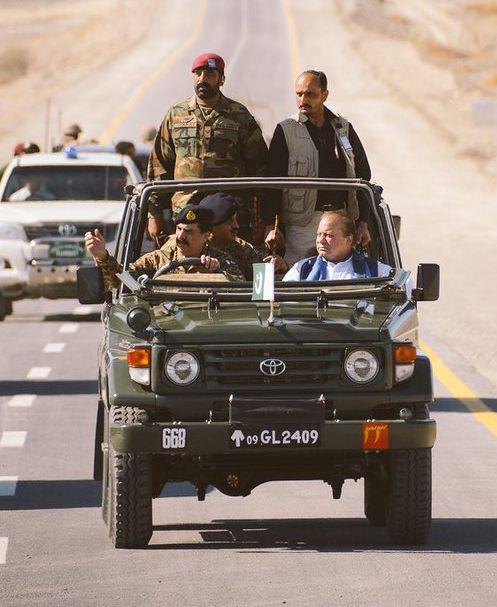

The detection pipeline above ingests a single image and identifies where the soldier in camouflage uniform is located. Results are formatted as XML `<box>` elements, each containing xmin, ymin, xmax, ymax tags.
<box><xmin>147</xmin><ymin>52</ymin><xmax>268</xmax><ymax>242</ymax></box>
<box><xmin>198</xmin><ymin>193</ymin><xmax>288</xmax><ymax>280</ymax></box>
<box><xmin>84</xmin><ymin>205</ymin><xmax>243</xmax><ymax>288</ymax></box>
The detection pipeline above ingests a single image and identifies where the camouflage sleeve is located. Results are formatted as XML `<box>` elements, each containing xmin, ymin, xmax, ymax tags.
<box><xmin>237</xmin><ymin>242</ymin><xmax>264</xmax><ymax>280</ymax></box>
<box><xmin>147</xmin><ymin>112</ymin><xmax>176</xmax><ymax>218</ymax></box>
<box><xmin>241</xmin><ymin>115</ymin><xmax>268</xmax><ymax>177</ymax></box>
<box><xmin>221</xmin><ymin>260</ymin><xmax>245</xmax><ymax>282</ymax></box>
<box><xmin>95</xmin><ymin>253</ymin><xmax>123</xmax><ymax>289</ymax></box>
<box><xmin>212</xmin><ymin>248</ymin><xmax>245</xmax><ymax>281</ymax></box>
<box><xmin>129</xmin><ymin>250</ymin><xmax>168</xmax><ymax>275</ymax></box>
<box><xmin>96</xmin><ymin>246</ymin><xmax>171</xmax><ymax>287</ymax></box>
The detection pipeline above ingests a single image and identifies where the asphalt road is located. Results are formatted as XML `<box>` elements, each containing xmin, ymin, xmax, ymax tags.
<box><xmin>2</xmin><ymin>0</ymin><xmax>497</xmax><ymax>605</ymax></box>
<box><xmin>1</xmin><ymin>299</ymin><xmax>497</xmax><ymax>607</ymax></box>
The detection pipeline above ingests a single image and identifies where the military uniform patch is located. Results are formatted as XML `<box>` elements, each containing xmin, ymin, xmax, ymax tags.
<box><xmin>173</xmin><ymin>116</ymin><xmax>197</xmax><ymax>128</ymax></box>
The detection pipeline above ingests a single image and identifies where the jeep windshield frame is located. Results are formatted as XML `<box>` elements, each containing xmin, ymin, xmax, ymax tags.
<box><xmin>119</xmin><ymin>177</ymin><xmax>405</xmax><ymax>301</ymax></box>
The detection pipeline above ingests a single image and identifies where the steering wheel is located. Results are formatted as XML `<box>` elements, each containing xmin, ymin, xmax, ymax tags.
<box><xmin>153</xmin><ymin>257</ymin><xmax>205</xmax><ymax>279</ymax></box>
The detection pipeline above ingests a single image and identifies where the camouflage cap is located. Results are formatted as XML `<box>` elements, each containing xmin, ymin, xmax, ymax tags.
<box><xmin>175</xmin><ymin>204</ymin><xmax>214</xmax><ymax>227</ymax></box>
<box><xmin>191</xmin><ymin>53</ymin><xmax>225</xmax><ymax>73</ymax></box>
<box><xmin>198</xmin><ymin>192</ymin><xmax>238</xmax><ymax>226</ymax></box>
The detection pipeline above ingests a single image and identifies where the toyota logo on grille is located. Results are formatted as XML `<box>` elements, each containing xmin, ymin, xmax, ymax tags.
<box><xmin>58</xmin><ymin>224</ymin><xmax>77</xmax><ymax>236</ymax></box>
<box><xmin>259</xmin><ymin>358</ymin><xmax>286</xmax><ymax>377</ymax></box>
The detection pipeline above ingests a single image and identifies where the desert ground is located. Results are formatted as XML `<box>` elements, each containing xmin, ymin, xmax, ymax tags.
<box><xmin>1</xmin><ymin>0</ymin><xmax>497</xmax><ymax>170</ymax></box>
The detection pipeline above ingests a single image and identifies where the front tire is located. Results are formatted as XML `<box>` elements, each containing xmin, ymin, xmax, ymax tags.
<box><xmin>386</xmin><ymin>448</ymin><xmax>432</xmax><ymax>545</ymax></box>
<box><xmin>364</xmin><ymin>471</ymin><xmax>386</xmax><ymax>526</ymax></box>
<box><xmin>107</xmin><ymin>406</ymin><xmax>153</xmax><ymax>548</ymax></box>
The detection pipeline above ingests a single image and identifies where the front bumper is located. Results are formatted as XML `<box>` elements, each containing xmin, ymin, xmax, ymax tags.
<box><xmin>110</xmin><ymin>419</ymin><xmax>437</xmax><ymax>454</ymax></box>
<box><xmin>26</xmin><ymin>259</ymin><xmax>95</xmax><ymax>298</ymax></box>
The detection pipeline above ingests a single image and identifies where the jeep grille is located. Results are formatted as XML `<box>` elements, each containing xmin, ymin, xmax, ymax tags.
<box><xmin>203</xmin><ymin>346</ymin><xmax>343</xmax><ymax>388</ymax></box>
<box><xmin>24</xmin><ymin>223</ymin><xmax>118</xmax><ymax>241</ymax></box>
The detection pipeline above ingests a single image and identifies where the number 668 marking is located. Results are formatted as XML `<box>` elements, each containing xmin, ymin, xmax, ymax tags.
<box><xmin>162</xmin><ymin>427</ymin><xmax>187</xmax><ymax>449</ymax></box>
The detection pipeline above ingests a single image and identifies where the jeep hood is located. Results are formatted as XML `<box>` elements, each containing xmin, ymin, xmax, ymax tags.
<box><xmin>0</xmin><ymin>201</ymin><xmax>124</xmax><ymax>225</ymax></box>
<box><xmin>151</xmin><ymin>299</ymin><xmax>399</xmax><ymax>343</ymax></box>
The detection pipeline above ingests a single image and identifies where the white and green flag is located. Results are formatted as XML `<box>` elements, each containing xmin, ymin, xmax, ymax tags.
<box><xmin>252</xmin><ymin>260</ymin><xmax>275</xmax><ymax>302</ymax></box>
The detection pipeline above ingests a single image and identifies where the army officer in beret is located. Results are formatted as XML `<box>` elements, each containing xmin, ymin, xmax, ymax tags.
<box><xmin>85</xmin><ymin>204</ymin><xmax>243</xmax><ymax>288</ymax></box>
<box><xmin>147</xmin><ymin>52</ymin><xmax>268</xmax><ymax>242</ymax></box>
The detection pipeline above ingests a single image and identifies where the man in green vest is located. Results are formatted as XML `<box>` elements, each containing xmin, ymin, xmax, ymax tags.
<box><xmin>265</xmin><ymin>70</ymin><xmax>372</xmax><ymax>264</ymax></box>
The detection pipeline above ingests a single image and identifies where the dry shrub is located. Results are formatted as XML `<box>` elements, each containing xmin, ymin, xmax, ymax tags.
<box><xmin>0</xmin><ymin>47</ymin><xmax>30</xmax><ymax>85</ymax></box>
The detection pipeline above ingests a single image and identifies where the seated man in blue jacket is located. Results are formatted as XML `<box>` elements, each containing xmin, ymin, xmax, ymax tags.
<box><xmin>283</xmin><ymin>210</ymin><xmax>394</xmax><ymax>282</ymax></box>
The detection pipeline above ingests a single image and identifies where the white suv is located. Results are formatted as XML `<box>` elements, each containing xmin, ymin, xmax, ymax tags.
<box><xmin>0</xmin><ymin>150</ymin><xmax>142</xmax><ymax>317</ymax></box>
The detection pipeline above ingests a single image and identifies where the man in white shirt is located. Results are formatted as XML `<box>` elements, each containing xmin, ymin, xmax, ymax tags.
<box><xmin>8</xmin><ymin>176</ymin><xmax>55</xmax><ymax>201</ymax></box>
<box><xmin>283</xmin><ymin>211</ymin><xmax>395</xmax><ymax>283</ymax></box>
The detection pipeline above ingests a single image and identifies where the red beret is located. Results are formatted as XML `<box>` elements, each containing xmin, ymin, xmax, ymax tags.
<box><xmin>191</xmin><ymin>53</ymin><xmax>225</xmax><ymax>73</ymax></box>
<box><xmin>13</xmin><ymin>142</ymin><xmax>26</xmax><ymax>156</ymax></box>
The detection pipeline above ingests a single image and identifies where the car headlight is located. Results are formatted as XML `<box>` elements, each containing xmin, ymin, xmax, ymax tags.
<box><xmin>165</xmin><ymin>351</ymin><xmax>200</xmax><ymax>385</ymax></box>
<box><xmin>344</xmin><ymin>349</ymin><xmax>379</xmax><ymax>384</ymax></box>
<box><xmin>127</xmin><ymin>346</ymin><xmax>150</xmax><ymax>385</ymax></box>
<box><xmin>0</xmin><ymin>221</ymin><xmax>25</xmax><ymax>240</ymax></box>
<box><xmin>394</xmin><ymin>343</ymin><xmax>416</xmax><ymax>383</ymax></box>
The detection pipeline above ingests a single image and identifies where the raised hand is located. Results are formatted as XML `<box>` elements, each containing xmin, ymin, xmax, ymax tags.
<box><xmin>84</xmin><ymin>228</ymin><xmax>108</xmax><ymax>261</ymax></box>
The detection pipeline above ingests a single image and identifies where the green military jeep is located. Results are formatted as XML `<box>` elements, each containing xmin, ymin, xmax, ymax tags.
<box><xmin>78</xmin><ymin>178</ymin><xmax>439</xmax><ymax>548</ymax></box>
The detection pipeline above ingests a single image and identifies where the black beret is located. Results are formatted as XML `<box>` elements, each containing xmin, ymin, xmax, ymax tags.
<box><xmin>175</xmin><ymin>204</ymin><xmax>214</xmax><ymax>226</ymax></box>
<box><xmin>198</xmin><ymin>192</ymin><xmax>238</xmax><ymax>226</ymax></box>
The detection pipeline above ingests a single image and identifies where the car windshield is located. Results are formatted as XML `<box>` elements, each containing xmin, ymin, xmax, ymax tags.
<box><xmin>1</xmin><ymin>165</ymin><xmax>132</xmax><ymax>202</ymax></box>
<box><xmin>118</xmin><ymin>181</ymin><xmax>407</xmax><ymax>296</ymax></box>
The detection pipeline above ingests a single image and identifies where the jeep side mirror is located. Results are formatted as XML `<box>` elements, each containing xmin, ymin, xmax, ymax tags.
<box><xmin>392</xmin><ymin>215</ymin><xmax>401</xmax><ymax>239</ymax></box>
<box><xmin>77</xmin><ymin>267</ymin><xmax>106</xmax><ymax>304</ymax></box>
<box><xmin>413</xmin><ymin>263</ymin><xmax>440</xmax><ymax>302</ymax></box>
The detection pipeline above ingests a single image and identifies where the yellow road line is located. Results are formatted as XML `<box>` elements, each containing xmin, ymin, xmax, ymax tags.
<box><xmin>99</xmin><ymin>0</ymin><xmax>208</xmax><ymax>144</ymax></box>
<box><xmin>281</xmin><ymin>0</ymin><xmax>300</xmax><ymax>82</ymax></box>
<box><xmin>420</xmin><ymin>339</ymin><xmax>497</xmax><ymax>438</ymax></box>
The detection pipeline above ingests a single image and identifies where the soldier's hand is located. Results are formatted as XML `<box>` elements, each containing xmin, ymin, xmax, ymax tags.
<box><xmin>263</xmin><ymin>254</ymin><xmax>288</xmax><ymax>274</ymax></box>
<box><xmin>84</xmin><ymin>229</ymin><xmax>108</xmax><ymax>261</ymax></box>
<box><xmin>148</xmin><ymin>217</ymin><xmax>166</xmax><ymax>241</ymax></box>
<box><xmin>264</xmin><ymin>226</ymin><xmax>286</xmax><ymax>255</ymax></box>
<box><xmin>200</xmin><ymin>255</ymin><xmax>220</xmax><ymax>272</ymax></box>
<box><xmin>355</xmin><ymin>221</ymin><xmax>371</xmax><ymax>246</ymax></box>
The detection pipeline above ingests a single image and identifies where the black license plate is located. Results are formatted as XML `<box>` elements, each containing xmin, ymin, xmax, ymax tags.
<box><xmin>229</xmin><ymin>427</ymin><xmax>320</xmax><ymax>449</ymax></box>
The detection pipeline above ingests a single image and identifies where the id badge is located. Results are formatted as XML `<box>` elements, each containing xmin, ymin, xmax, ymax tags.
<box><xmin>339</xmin><ymin>133</ymin><xmax>353</xmax><ymax>152</ymax></box>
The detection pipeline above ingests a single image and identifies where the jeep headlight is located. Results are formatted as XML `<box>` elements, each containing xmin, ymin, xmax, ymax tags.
<box><xmin>165</xmin><ymin>351</ymin><xmax>200</xmax><ymax>385</ymax></box>
<box><xmin>344</xmin><ymin>350</ymin><xmax>379</xmax><ymax>384</ymax></box>
<box><xmin>0</xmin><ymin>221</ymin><xmax>25</xmax><ymax>240</ymax></box>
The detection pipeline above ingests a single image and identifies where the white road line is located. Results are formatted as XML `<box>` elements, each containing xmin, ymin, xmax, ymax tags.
<box><xmin>43</xmin><ymin>342</ymin><xmax>65</xmax><ymax>354</ymax></box>
<box><xmin>0</xmin><ymin>432</ymin><xmax>27</xmax><ymax>448</ymax></box>
<box><xmin>73</xmin><ymin>306</ymin><xmax>91</xmax><ymax>316</ymax></box>
<box><xmin>7</xmin><ymin>395</ymin><xmax>36</xmax><ymax>408</ymax></box>
<box><xmin>0</xmin><ymin>537</ymin><xmax>8</xmax><ymax>565</ymax></box>
<box><xmin>59</xmin><ymin>323</ymin><xmax>78</xmax><ymax>334</ymax></box>
<box><xmin>0</xmin><ymin>476</ymin><xmax>18</xmax><ymax>497</ymax></box>
<box><xmin>27</xmin><ymin>367</ymin><xmax>51</xmax><ymax>379</ymax></box>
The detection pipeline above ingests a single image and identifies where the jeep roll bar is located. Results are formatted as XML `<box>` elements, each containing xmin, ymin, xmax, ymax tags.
<box><xmin>122</xmin><ymin>178</ymin><xmax>398</xmax><ymax>271</ymax></box>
